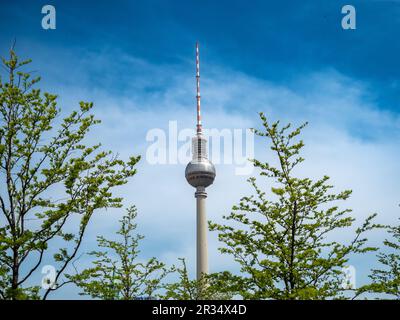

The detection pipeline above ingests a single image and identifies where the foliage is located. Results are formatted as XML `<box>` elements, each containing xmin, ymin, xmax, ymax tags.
<box><xmin>0</xmin><ymin>48</ymin><xmax>140</xmax><ymax>299</ymax></box>
<box><xmin>209</xmin><ymin>113</ymin><xmax>378</xmax><ymax>300</ymax></box>
<box><xmin>358</xmin><ymin>220</ymin><xmax>399</xmax><ymax>299</ymax></box>
<box><xmin>68</xmin><ymin>206</ymin><xmax>172</xmax><ymax>300</ymax></box>
<box><xmin>161</xmin><ymin>258</ymin><xmax>235</xmax><ymax>300</ymax></box>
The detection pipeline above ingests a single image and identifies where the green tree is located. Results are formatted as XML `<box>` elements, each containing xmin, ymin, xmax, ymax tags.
<box><xmin>0</xmin><ymin>49</ymin><xmax>140</xmax><ymax>299</ymax></box>
<box><xmin>358</xmin><ymin>220</ymin><xmax>399</xmax><ymax>299</ymax></box>
<box><xmin>209</xmin><ymin>113</ymin><xmax>378</xmax><ymax>300</ymax></box>
<box><xmin>162</xmin><ymin>258</ymin><xmax>235</xmax><ymax>300</ymax></box>
<box><xmin>68</xmin><ymin>206</ymin><xmax>172</xmax><ymax>300</ymax></box>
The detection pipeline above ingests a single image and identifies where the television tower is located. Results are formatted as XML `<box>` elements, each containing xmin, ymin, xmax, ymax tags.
<box><xmin>185</xmin><ymin>42</ymin><xmax>216</xmax><ymax>284</ymax></box>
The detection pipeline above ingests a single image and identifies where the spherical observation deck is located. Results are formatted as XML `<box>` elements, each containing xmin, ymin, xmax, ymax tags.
<box><xmin>185</xmin><ymin>158</ymin><xmax>216</xmax><ymax>188</ymax></box>
<box><xmin>185</xmin><ymin>134</ymin><xmax>216</xmax><ymax>188</ymax></box>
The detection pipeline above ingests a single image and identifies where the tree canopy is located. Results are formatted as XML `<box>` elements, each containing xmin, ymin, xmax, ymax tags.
<box><xmin>209</xmin><ymin>113</ymin><xmax>379</xmax><ymax>299</ymax></box>
<box><xmin>0</xmin><ymin>49</ymin><xmax>140</xmax><ymax>299</ymax></box>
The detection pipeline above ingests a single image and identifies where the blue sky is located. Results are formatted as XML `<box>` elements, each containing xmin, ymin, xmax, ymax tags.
<box><xmin>1</xmin><ymin>0</ymin><xmax>400</xmax><ymax>299</ymax></box>
<box><xmin>1</xmin><ymin>0</ymin><xmax>400</xmax><ymax>110</ymax></box>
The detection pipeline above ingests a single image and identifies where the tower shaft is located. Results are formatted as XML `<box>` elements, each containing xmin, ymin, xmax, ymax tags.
<box><xmin>195</xmin><ymin>186</ymin><xmax>208</xmax><ymax>282</ymax></box>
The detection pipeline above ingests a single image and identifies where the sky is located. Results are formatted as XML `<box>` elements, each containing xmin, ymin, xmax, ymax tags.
<box><xmin>0</xmin><ymin>0</ymin><xmax>399</xmax><ymax>299</ymax></box>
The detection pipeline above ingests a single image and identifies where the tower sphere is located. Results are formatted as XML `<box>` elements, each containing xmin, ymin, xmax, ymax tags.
<box><xmin>185</xmin><ymin>158</ymin><xmax>216</xmax><ymax>188</ymax></box>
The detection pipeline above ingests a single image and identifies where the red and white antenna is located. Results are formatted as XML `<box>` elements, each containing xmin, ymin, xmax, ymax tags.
<box><xmin>196</xmin><ymin>41</ymin><xmax>202</xmax><ymax>134</ymax></box>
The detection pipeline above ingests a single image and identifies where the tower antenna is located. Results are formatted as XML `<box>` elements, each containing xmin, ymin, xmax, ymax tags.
<box><xmin>196</xmin><ymin>41</ymin><xmax>202</xmax><ymax>134</ymax></box>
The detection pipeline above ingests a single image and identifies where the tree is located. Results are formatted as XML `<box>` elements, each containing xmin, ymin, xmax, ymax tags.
<box><xmin>68</xmin><ymin>206</ymin><xmax>172</xmax><ymax>300</ymax></box>
<box><xmin>162</xmin><ymin>258</ymin><xmax>235</xmax><ymax>300</ymax></box>
<box><xmin>209</xmin><ymin>113</ymin><xmax>378</xmax><ymax>300</ymax></box>
<box><xmin>358</xmin><ymin>220</ymin><xmax>399</xmax><ymax>299</ymax></box>
<box><xmin>0</xmin><ymin>48</ymin><xmax>140</xmax><ymax>299</ymax></box>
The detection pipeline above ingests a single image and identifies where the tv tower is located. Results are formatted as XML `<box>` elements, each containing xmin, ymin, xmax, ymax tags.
<box><xmin>185</xmin><ymin>42</ymin><xmax>216</xmax><ymax>284</ymax></box>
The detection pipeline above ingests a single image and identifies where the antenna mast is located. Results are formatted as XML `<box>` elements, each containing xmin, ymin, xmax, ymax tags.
<box><xmin>196</xmin><ymin>41</ymin><xmax>202</xmax><ymax>134</ymax></box>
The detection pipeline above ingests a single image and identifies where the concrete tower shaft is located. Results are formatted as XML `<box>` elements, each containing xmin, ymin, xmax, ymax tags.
<box><xmin>196</xmin><ymin>187</ymin><xmax>208</xmax><ymax>281</ymax></box>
